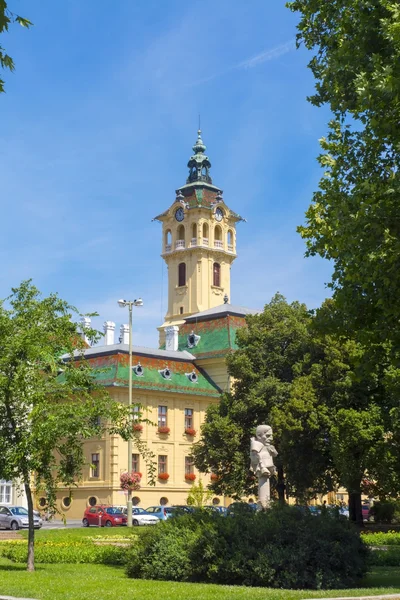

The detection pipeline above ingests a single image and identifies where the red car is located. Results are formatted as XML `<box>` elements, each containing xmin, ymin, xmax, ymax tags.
<box><xmin>82</xmin><ymin>505</ymin><xmax>127</xmax><ymax>527</ymax></box>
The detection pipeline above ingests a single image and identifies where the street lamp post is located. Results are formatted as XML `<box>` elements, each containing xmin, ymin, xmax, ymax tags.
<box><xmin>118</xmin><ymin>297</ymin><xmax>143</xmax><ymax>527</ymax></box>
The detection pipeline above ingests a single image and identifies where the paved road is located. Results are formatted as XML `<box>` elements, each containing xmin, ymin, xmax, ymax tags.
<box><xmin>41</xmin><ymin>519</ymin><xmax>83</xmax><ymax>529</ymax></box>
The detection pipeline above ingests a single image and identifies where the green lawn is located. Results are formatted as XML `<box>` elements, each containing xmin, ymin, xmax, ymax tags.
<box><xmin>0</xmin><ymin>560</ymin><xmax>400</xmax><ymax>600</ymax></box>
<box><xmin>21</xmin><ymin>526</ymin><xmax>143</xmax><ymax>541</ymax></box>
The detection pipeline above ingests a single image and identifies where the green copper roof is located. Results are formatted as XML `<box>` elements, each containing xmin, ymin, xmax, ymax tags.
<box><xmin>177</xmin><ymin>315</ymin><xmax>248</xmax><ymax>359</ymax></box>
<box><xmin>86</xmin><ymin>352</ymin><xmax>221</xmax><ymax>397</ymax></box>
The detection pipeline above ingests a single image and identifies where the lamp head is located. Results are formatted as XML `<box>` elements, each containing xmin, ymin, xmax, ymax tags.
<box><xmin>118</xmin><ymin>299</ymin><xmax>127</xmax><ymax>308</ymax></box>
<box><xmin>133</xmin><ymin>298</ymin><xmax>143</xmax><ymax>307</ymax></box>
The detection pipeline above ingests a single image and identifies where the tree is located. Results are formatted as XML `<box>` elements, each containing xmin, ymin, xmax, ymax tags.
<box><xmin>0</xmin><ymin>1</ymin><xmax>32</xmax><ymax>93</ymax></box>
<box><xmin>186</xmin><ymin>479</ymin><xmax>213</xmax><ymax>507</ymax></box>
<box><xmin>193</xmin><ymin>294</ymin><xmax>334</xmax><ymax>504</ymax></box>
<box><xmin>0</xmin><ymin>281</ymin><xmax>131</xmax><ymax>571</ymax></box>
<box><xmin>287</xmin><ymin>0</ymin><xmax>400</xmax><ymax>351</ymax></box>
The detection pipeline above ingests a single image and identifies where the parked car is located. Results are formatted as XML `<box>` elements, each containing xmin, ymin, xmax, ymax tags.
<box><xmin>82</xmin><ymin>505</ymin><xmax>127</xmax><ymax>527</ymax></box>
<box><xmin>145</xmin><ymin>506</ymin><xmax>179</xmax><ymax>521</ymax></box>
<box><xmin>203</xmin><ymin>505</ymin><xmax>228</xmax><ymax>516</ymax></box>
<box><xmin>227</xmin><ymin>502</ymin><xmax>257</xmax><ymax>516</ymax></box>
<box><xmin>171</xmin><ymin>505</ymin><xmax>195</xmax><ymax>514</ymax></box>
<box><xmin>131</xmin><ymin>507</ymin><xmax>159</xmax><ymax>526</ymax></box>
<box><xmin>362</xmin><ymin>503</ymin><xmax>371</xmax><ymax>521</ymax></box>
<box><xmin>0</xmin><ymin>505</ymin><xmax>42</xmax><ymax>530</ymax></box>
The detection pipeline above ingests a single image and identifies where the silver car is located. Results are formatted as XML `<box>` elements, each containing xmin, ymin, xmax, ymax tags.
<box><xmin>0</xmin><ymin>505</ymin><xmax>43</xmax><ymax>530</ymax></box>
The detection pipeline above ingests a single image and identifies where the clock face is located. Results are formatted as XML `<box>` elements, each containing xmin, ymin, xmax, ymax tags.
<box><xmin>215</xmin><ymin>207</ymin><xmax>224</xmax><ymax>222</ymax></box>
<box><xmin>175</xmin><ymin>207</ymin><xmax>184</xmax><ymax>222</ymax></box>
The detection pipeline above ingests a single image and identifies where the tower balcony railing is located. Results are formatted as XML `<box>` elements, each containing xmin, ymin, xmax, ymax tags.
<box><xmin>165</xmin><ymin>244</ymin><xmax>172</xmax><ymax>252</ymax></box>
<box><xmin>175</xmin><ymin>240</ymin><xmax>185</xmax><ymax>250</ymax></box>
<box><xmin>191</xmin><ymin>238</ymin><xmax>197</xmax><ymax>247</ymax></box>
<box><xmin>202</xmin><ymin>238</ymin><xmax>209</xmax><ymax>246</ymax></box>
<box><xmin>227</xmin><ymin>244</ymin><xmax>234</xmax><ymax>253</ymax></box>
<box><xmin>214</xmin><ymin>240</ymin><xmax>223</xmax><ymax>249</ymax></box>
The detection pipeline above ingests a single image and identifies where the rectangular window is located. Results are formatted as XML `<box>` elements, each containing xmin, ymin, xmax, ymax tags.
<box><xmin>91</xmin><ymin>453</ymin><xmax>100</xmax><ymax>478</ymax></box>
<box><xmin>158</xmin><ymin>455</ymin><xmax>167</xmax><ymax>475</ymax></box>
<box><xmin>0</xmin><ymin>481</ymin><xmax>12</xmax><ymax>504</ymax></box>
<box><xmin>185</xmin><ymin>456</ymin><xmax>194</xmax><ymax>476</ymax></box>
<box><xmin>132</xmin><ymin>405</ymin><xmax>140</xmax><ymax>422</ymax></box>
<box><xmin>158</xmin><ymin>405</ymin><xmax>167</xmax><ymax>427</ymax></box>
<box><xmin>132</xmin><ymin>454</ymin><xmax>140</xmax><ymax>473</ymax></box>
<box><xmin>184</xmin><ymin>408</ymin><xmax>193</xmax><ymax>429</ymax></box>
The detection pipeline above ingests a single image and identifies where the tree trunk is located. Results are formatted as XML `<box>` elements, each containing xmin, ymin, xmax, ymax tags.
<box><xmin>348</xmin><ymin>490</ymin><xmax>363</xmax><ymax>526</ymax></box>
<box><xmin>24</xmin><ymin>480</ymin><xmax>35</xmax><ymax>572</ymax></box>
<box><xmin>277</xmin><ymin>466</ymin><xmax>286</xmax><ymax>506</ymax></box>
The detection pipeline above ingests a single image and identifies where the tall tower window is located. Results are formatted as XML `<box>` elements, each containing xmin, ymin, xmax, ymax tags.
<box><xmin>213</xmin><ymin>262</ymin><xmax>221</xmax><ymax>287</ymax></box>
<box><xmin>176</xmin><ymin>225</ymin><xmax>185</xmax><ymax>249</ymax></box>
<box><xmin>165</xmin><ymin>230</ymin><xmax>172</xmax><ymax>252</ymax></box>
<box><xmin>227</xmin><ymin>229</ymin><xmax>233</xmax><ymax>252</ymax></box>
<box><xmin>191</xmin><ymin>223</ymin><xmax>197</xmax><ymax>246</ymax></box>
<box><xmin>202</xmin><ymin>223</ymin><xmax>209</xmax><ymax>246</ymax></box>
<box><xmin>178</xmin><ymin>263</ymin><xmax>186</xmax><ymax>287</ymax></box>
<box><xmin>214</xmin><ymin>225</ymin><xmax>223</xmax><ymax>249</ymax></box>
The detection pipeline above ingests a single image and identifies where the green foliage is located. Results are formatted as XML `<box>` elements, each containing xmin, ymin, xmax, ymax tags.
<box><xmin>369</xmin><ymin>548</ymin><xmax>400</xmax><ymax>567</ymax></box>
<box><xmin>288</xmin><ymin>0</ymin><xmax>400</xmax><ymax>352</ymax></box>
<box><xmin>187</xmin><ymin>479</ymin><xmax>213</xmax><ymax>507</ymax></box>
<box><xmin>0</xmin><ymin>1</ymin><xmax>32</xmax><ymax>93</ymax></box>
<box><xmin>0</xmin><ymin>540</ymin><xmax>125</xmax><ymax>565</ymax></box>
<box><xmin>126</xmin><ymin>506</ymin><xmax>369</xmax><ymax>589</ymax></box>
<box><xmin>362</xmin><ymin>531</ymin><xmax>400</xmax><ymax>546</ymax></box>
<box><xmin>370</xmin><ymin>501</ymin><xmax>400</xmax><ymax>524</ymax></box>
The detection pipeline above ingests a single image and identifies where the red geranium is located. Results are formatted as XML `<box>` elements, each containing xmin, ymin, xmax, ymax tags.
<box><xmin>210</xmin><ymin>473</ymin><xmax>219</xmax><ymax>482</ymax></box>
<box><xmin>185</xmin><ymin>473</ymin><xmax>196</xmax><ymax>482</ymax></box>
<box><xmin>158</xmin><ymin>473</ymin><xmax>169</xmax><ymax>481</ymax></box>
<box><xmin>133</xmin><ymin>423</ymin><xmax>143</xmax><ymax>432</ymax></box>
<box><xmin>185</xmin><ymin>428</ymin><xmax>196</xmax><ymax>437</ymax></box>
<box><xmin>158</xmin><ymin>426</ymin><xmax>170</xmax><ymax>434</ymax></box>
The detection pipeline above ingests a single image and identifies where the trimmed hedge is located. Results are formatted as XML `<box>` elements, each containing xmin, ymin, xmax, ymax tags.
<box><xmin>362</xmin><ymin>531</ymin><xmax>400</xmax><ymax>546</ymax></box>
<box><xmin>126</xmin><ymin>505</ymin><xmax>369</xmax><ymax>589</ymax></box>
<box><xmin>0</xmin><ymin>540</ymin><xmax>125</xmax><ymax>565</ymax></box>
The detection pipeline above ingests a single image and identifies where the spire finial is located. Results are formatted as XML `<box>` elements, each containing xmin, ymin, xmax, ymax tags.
<box><xmin>186</xmin><ymin>124</ymin><xmax>212</xmax><ymax>184</ymax></box>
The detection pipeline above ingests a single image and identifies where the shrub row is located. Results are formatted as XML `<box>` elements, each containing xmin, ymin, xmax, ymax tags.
<box><xmin>126</xmin><ymin>505</ymin><xmax>369</xmax><ymax>589</ymax></box>
<box><xmin>1</xmin><ymin>541</ymin><xmax>125</xmax><ymax>565</ymax></box>
<box><xmin>362</xmin><ymin>531</ymin><xmax>400</xmax><ymax>546</ymax></box>
<box><xmin>369</xmin><ymin>547</ymin><xmax>400</xmax><ymax>567</ymax></box>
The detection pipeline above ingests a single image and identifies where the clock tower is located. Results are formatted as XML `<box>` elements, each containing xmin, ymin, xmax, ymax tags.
<box><xmin>154</xmin><ymin>130</ymin><xmax>244</xmax><ymax>339</ymax></box>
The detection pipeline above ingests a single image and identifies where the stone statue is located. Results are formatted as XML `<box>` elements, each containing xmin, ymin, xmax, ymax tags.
<box><xmin>250</xmin><ymin>424</ymin><xmax>278</xmax><ymax>510</ymax></box>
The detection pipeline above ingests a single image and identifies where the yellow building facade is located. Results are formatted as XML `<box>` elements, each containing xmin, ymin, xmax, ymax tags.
<box><xmin>49</xmin><ymin>130</ymin><xmax>257</xmax><ymax>519</ymax></box>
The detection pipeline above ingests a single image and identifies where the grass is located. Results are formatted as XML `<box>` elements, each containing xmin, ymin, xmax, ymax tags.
<box><xmin>0</xmin><ymin>560</ymin><xmax>400</xmax><ymax>600</ymax></box>
<box><xmin>20</xmin><ymin>526</ymin><xmax>143</xmax><ymax>542</ymax></box>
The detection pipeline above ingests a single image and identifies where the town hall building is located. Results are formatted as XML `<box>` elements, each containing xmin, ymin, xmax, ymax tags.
<box><xmin>45</xmin><ymin>130</ymin><xmax>258</xmax><ymax>518</ymax></box>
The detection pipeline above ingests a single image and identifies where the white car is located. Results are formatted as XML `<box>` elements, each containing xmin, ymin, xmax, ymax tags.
<box><xmin>0</xmin><ymin>505</ymin><xmax>42</xmax><ymax>530</ymax></box>
<box><xmin>131</xmin><ymin>507</ymin><xmax>159</xmax><ymax>526</ymax></box>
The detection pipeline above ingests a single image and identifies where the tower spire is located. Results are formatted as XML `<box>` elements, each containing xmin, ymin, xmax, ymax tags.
<box><xmin>187</xmin><ymin>128</ymin><xmax>212</xmax><ymax>184</ymax></box>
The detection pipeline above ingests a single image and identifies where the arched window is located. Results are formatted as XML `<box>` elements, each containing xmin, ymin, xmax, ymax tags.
<box><xmin>227</xmin><ymin>230</ymin><xmax>233</xmax><ymax>245</ymax></box>
<box><xmin>191</xmin><ymin>223</ymin><xmax>197</xmax><ymax>246</ymax></box>
<box><xmin>176</xmin><ymin>225</ymin><xmax>185</xmax><ymax>250</ymax></box>
<box><xmin>214</xmin><ymin>226</ymin><xmax>223</xmax><ymax>249</ymax></box>
<box><xmin>165</xmin><ymin>229</ymin><xmax>172</xmax><ymax>251</ymax></box>
<box><xmin>178</xmin><ymin>262</ymin><xmax>186</xmax><ymax>287</ymax></box>
<box><xmin>202</xmin><ymin>223</ymin><xmax>209</xmax><ymax>246</ymax></box>
<box><xmin>213</xmin><ymin>262</ymin><xmax>221</xmax><ymax>287</ymax></box>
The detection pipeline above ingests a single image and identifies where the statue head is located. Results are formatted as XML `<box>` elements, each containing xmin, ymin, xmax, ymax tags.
<box><xmin>255</xmin><ymin>424</ymin><xmax>273</xmax><ymax>445</ymax></box>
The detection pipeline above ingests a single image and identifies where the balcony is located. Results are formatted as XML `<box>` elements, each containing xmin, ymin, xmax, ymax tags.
<box><xmin>165</xmin><ymin>244</ymin><xmax>172</xmax><ymax>253</ymax></box>
<box><xmin>227</xmin><ymin>244</ymin><xmax>234</xmax><ymax>253</ymax></box>
<box><xmin>214</xmin><ymin>240</ymin><xmax>223</xmax><ymax>249</ymax></box>
<box><xmin>191</xmin><ymin>238</ymin><xmax>197</xmax><ymax>247</ymax></box>
<box><xmin>175</xmin><ymin>240</ymin><xmax>185</xmax><ymax>250</ymax></box>
<box><xmin>202</xmin><ymin>238</ymin><xmax>209</xmax><ymax>246</ymax></box>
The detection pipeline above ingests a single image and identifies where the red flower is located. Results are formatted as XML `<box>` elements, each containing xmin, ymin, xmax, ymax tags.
<box><xmin>158</xmin><ymin>426</ymin><xmax>170</xmax><ymax>434</ymax></box>
<box><xmin>185</xmin><ymin>473</ymin><xmax>196</xmax><ymax>482</ymax></box>
<box><xmin>158</xmin><ymin>473</ymin><xmax>169</xmax><ymax>481</ymax></box>
<box><xmin>185</xmin><ymin>428</ymin><xmax>196</xmax><ymax>437</ymax></box>
<box><xmin>133</xmin><ymin>423</ymin><xmax>143</xmax><ymax>432</ymax></box>
<box><xmin>210</xmin><ymin>473</ymin><xmax>219</xmax><ymax>482</ymax></box>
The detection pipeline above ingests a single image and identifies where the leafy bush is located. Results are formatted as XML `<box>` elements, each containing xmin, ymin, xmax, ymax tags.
<box><xmin>369</xmin><ymin>547</ymin><xmax>400</xmax><ymax>566</ymax></box>
<box><xmin>362</xmin><ymin>531</ymin><xmax>400</xmax><ymax>546</ymax></box>
<box><xmin>1</xmin><ymin>541</ymin><xmax>125</xmax><ymax>565</ymax></box>
<box><xmin>126</xmin><ymin>505</ymin><xmax>369</xmax><ymax>589</ymax></box>
<box><xmin>369</xmin><ymin>501</ymin><xmax>400</xmax><ymax>524</ymax></box>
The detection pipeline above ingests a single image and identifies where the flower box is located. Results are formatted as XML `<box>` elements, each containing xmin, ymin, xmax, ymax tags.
<box><xmin>158</xmin><ymin>473</ymin><xmax>169</xmax><ymax>481</ymax></box>
<box><xmin>210</xmin><ymin>473</ymin><xmax>219</xmax><ymax>482</ymax></box>
<box><xmin>158</xmin><ymin>426</ymin><xmax>170</xmax><ymax>434</ymax></box>
<box><xmin>185</xmin><ymin>428</ymin><xmax>196</xmax><ymax>437</ymax></box>
<box><xmin>133</xmin><ymin>423</ymin><xmax>143</xmax><ymax>432</ymax></box>
<box><xmin>185</xmin><ymin>473</ymin><xmax>196</xmax><ymax>482</ymax></box>
<box><xmin>120</xmin><ymin>471</ymin><xmax>141</xmax><ymax>491</ymax></box>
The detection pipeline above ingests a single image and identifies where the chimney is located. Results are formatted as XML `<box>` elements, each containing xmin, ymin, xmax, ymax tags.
<box><xmin>80</xmin><ymin>316</ymin><xmax>91</xmax><ymax>345</ymax></box>
<box><xmin>119</xmin><ymin>324</ymin><xmax>129</xmax><ymax>344</ymax></box>
<box><xmin>165</xmin><ymin>326</ymin><xmax>179</xmax><ymax>352</ymax></box>
<box><xmin>103</xmin><ymin>321</ymin><xmax>115</xmax><ymax>346</ymax></box>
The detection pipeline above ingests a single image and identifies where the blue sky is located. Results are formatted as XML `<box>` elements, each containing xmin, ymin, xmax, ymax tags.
<box><xmin>1</xmin><ymin>0</ymin><xmax>333</xmax><ymax>347</ymax></box>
